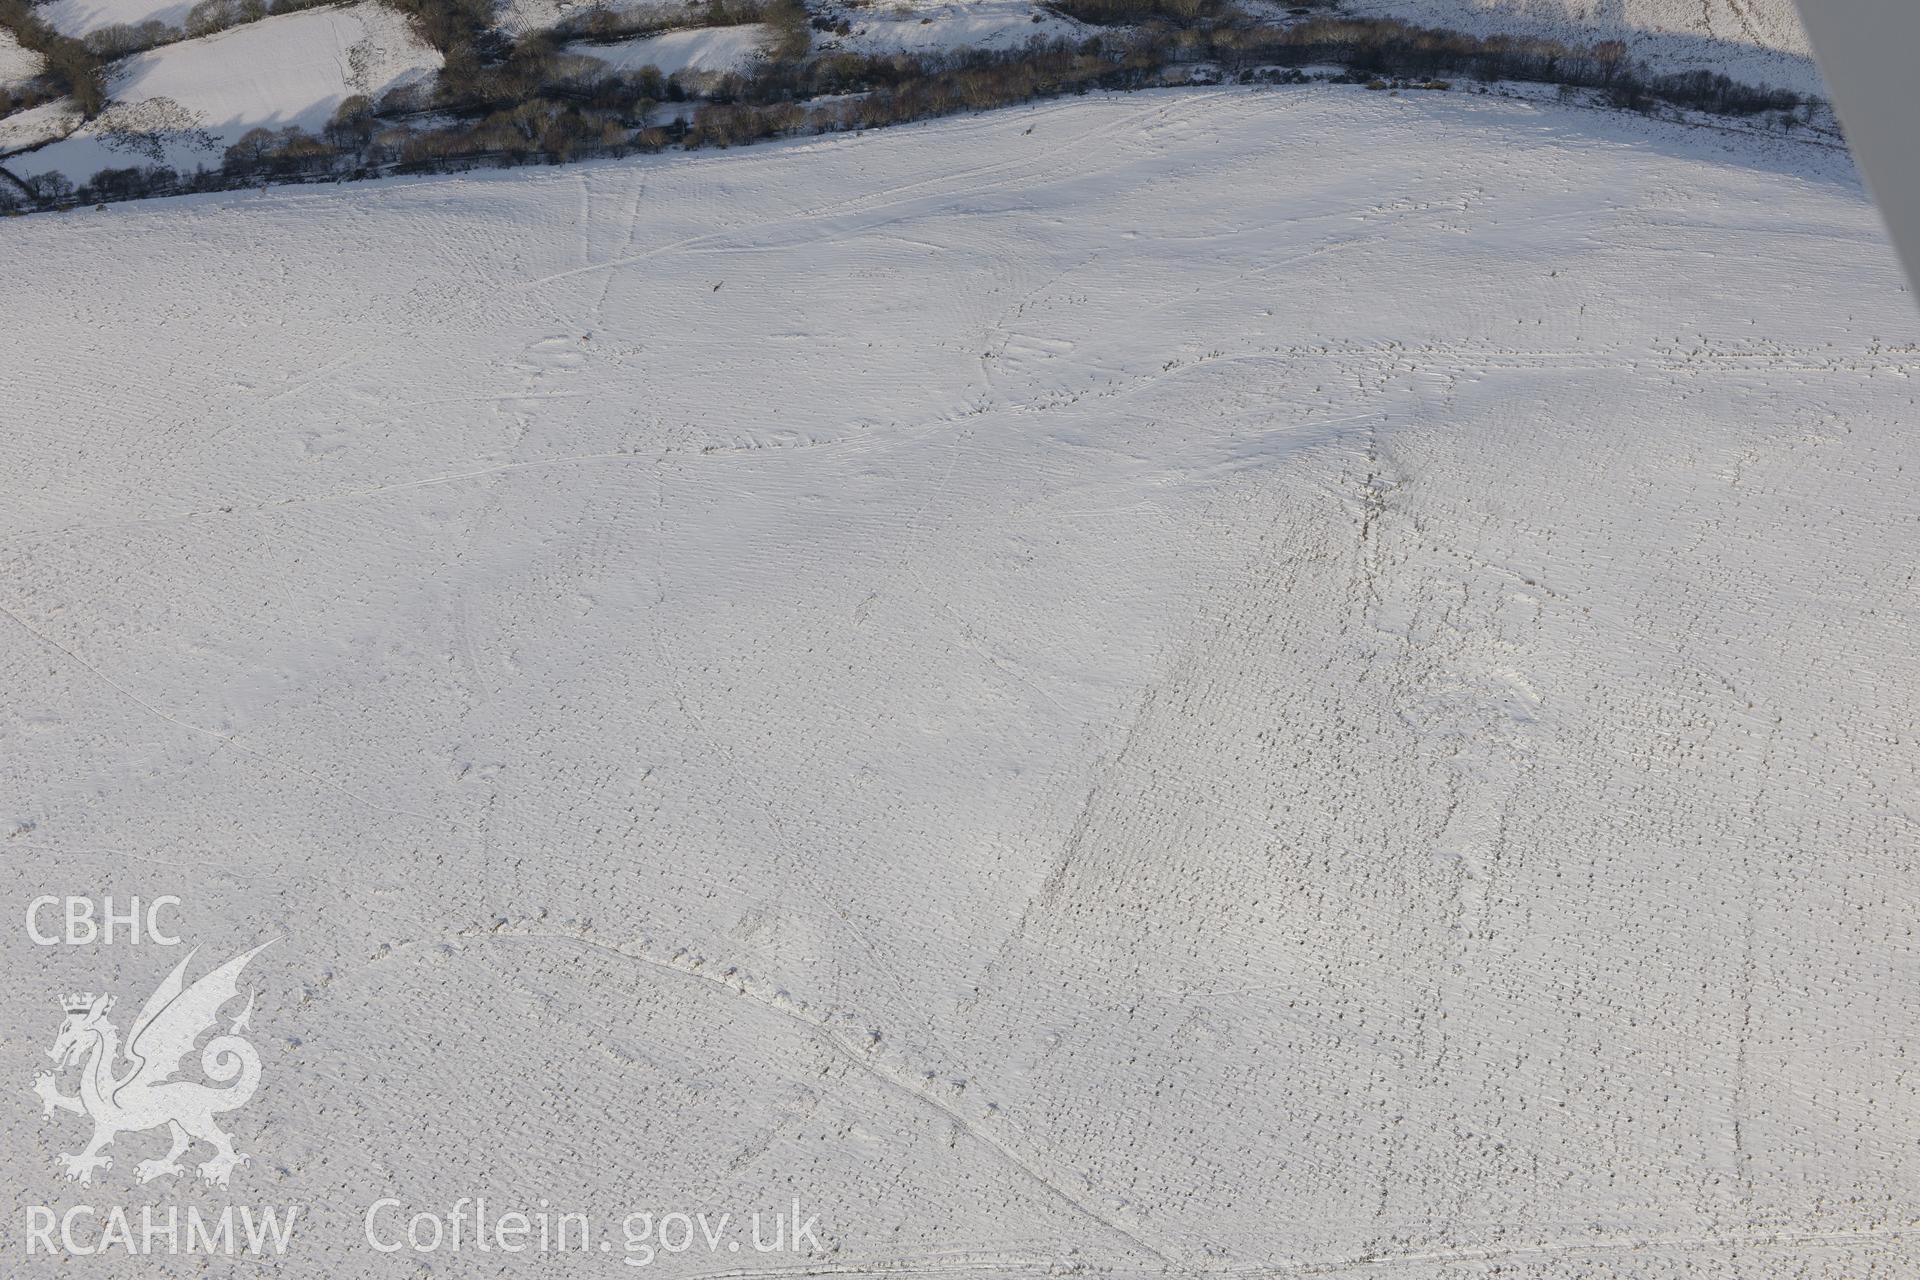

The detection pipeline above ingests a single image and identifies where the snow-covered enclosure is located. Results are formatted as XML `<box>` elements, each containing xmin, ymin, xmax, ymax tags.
<box><xmin>495</xmin><ymin>0</ymin><xmax>689</xmax><ymax>37</ymax></box>
<box><xmin>0</xmin><ymin>28</ymin><xmax>45</xmax><ymax>90</ymax></box>
<box><xmin>0</xmin><ymin>99</ymin><xmax>81</xmax><ymax>154</ymax></box>
<box><xmin>37</xmin><ymin>0</ymin><xmax>200</xmax><ymax>39</ymax></box>
<box><xmin>6</xmin><ymin>2</ymin><xmax>438</xmax><ymax>182</ymax></box>
<box><xmin>4</xmin><ymin>85</ymin><xmax>1914</xmax><ymax>1275</ymax></box>
<box><xmin>1342</xmin><ymin>0</ymin><xmax>1823</xmax><ymax>95</ymax></box>
<box><xmin>493</xmin><ymin>0</ymin><xmax>579</xmax><ymax>37</ymax></box>
<box><xmin>825</xmin><ymin>0</ymin><xmax>1081</xmax><ymax>55</ymax></box>
<box><xmin>566</xmin><ymin>23</ymin><xmax>770</xmax><ymax>75</ymax></box>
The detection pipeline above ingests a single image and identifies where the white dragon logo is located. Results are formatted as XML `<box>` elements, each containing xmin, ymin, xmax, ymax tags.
<box><xmin>32</xmin><ymin>941</ymin><xmax>274</xmax><ymax>1187</ymax></box>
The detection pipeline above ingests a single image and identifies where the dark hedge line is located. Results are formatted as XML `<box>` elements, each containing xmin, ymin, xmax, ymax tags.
<box><xmin>0</xmin><ymin>0</ymin><xmax>107</xmax><ymax>115</ymax></box>
<box><xmin>392</xmin><ymin>0</ymin><xmax>805</xmax><ymax>112</ymax></box>
<box><xmin>555</xmin><ymin>0</ymin><xmax>781</xmax><ymax>44</ymax></box>
<box><xmin>1049</xmin><ymin>0</ymin><xmax>1217</xmax><ymax>26</ymax></box>
<box><xmin>1223</xmin><ymin>17</ymin><xmax>1802</xmax><ymax>115</ymax></box>
<box><xmin>1</xmin><ymin>15</ymin><xmax>1811</xmax><ymax>213</ymax></box>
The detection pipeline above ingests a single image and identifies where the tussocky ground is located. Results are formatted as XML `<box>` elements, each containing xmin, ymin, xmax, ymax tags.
<box><xmin>3</xmin><ymin>85</ymin><xmax>1917</xmax><ymax>1276</ymax></box>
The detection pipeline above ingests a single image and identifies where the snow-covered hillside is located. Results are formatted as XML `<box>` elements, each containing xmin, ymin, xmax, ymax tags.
<box><xmin>4</xmin><ymin>86</ymin><xmax>1914</xmax><ymax>1275</ymax></box>
<box><xmin>0</xmin><ymin>28</ymin><xmax>42</xmax><ymax>89</ymax></box>
<box><xmin>40</xmin><ymin>0</ymin><xmax>200</xmax><ymax>40</ymax></box>
<box><xmin>7</xmin><ymin>2</ymin><xmax>438</xmax><ymax>181</ymax></box>
<box><xmin>0</xmin><ymin>0</ymin><xmax>1837</xmax><ymax>201</ymax></box>
<box><xmin>825</xmin><ymin>0</ymin><xmax>1082</xmax><ymax>55</ymax></box>
<box><xmin>1342</xmin><ymin>0</ymin><xmax>1822</xmax><ymax>95</ymax></box>
<box><xmin>0</xmin><ymin>98</ymin><xmax>79</xmax><ymax>153</ymax></box>
<box><xmin>567</xmin><ymin>23</ymin><xmax>771</xmax><ymax>76</ymax></box>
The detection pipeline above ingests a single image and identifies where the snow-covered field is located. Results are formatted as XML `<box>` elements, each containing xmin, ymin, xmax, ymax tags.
<box><xmin>0</xmin><ymin>99</ymin><xmax>81</xmax><ymax>155</ymax></box>
<box><xmin>1344</xmin><ymin>0</ymin><xmax>1823</xmax><ymax>95</ymax></box>
<box><xmin>39</xmin><ymin>0</ymin><xmax>199</xmax><ymax>39</ymax></box>
<box><xmin>0</xmin><ymin>0</ymin><xmax>1837</xmax><ymax>197</ymax></box>
<box><xmin>825</xmin><ymin>0</ymin><xmax>1081</xmax><ymax>55</ymax></box>
<box><xmin>494</xmin><ymin>0</ymin><xmax>675</xmax><ymax>38</ymax></box>
<box><xmin>0</xmin><ymin>29</ymin><xmax>43</xmax><ymax>90</ymax></box>
<box><xmin>4</xmin><ymin>86</ymin><xmax>1916</xmax><ymax>1275</ymax></box>
<box><xmin>7</xmin><ymin>3</ymin><xmax>438</xmax><ymax>181</ymax></box>
<box><xmin>567</xmin><ymin>23</ymin><xmax>770</xmax><ymax>76</ymax></box>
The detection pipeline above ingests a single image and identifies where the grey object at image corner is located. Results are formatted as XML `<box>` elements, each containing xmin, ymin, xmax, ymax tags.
<box><xmin>1796</xmin><ymin>0</ymin><xmax>1920</xmax><ymax>295</ymax></box>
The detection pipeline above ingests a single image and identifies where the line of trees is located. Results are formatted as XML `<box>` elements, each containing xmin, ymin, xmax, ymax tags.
<box><xmin>384</xmin><ymin>0</ymin><xmax>508</xmax><ymax>107</ymax></box>
<box><xmin>4</xmin><ymin>11</ymin><xmax>1813</xmax><ymax>214</ymax></box>
<box><xmin>185</xmin><ymin>0</ymin><xmax>338</xmax><ymax>38</ymax></box>
<box><xmin>0</xmin><ymin>0</ymin><xmax>106</xmax><ymax>115</ymax></box>
<box><xmin>409</xmin><ymin>0</ymin><xmax>808</xmax><ymax>108</ymax></box>
<box><xmin>1048</xmin><ymin>0</ymin><xmax>1217</xmax><ymax>26</ymax></box>
<box><xmin>557</xmin><ymin>0</ymin><xmax>785</xmax><ymax>44</ymax></box>
<box><xmin>1215</xmin><ymin>17</ymin><xmax>1803</xmax><ymax>115</ymax></box>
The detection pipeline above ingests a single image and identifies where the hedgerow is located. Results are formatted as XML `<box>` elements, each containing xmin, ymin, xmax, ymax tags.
<box><xmin>3</xmin><ymin>12</ymin><xmax>1811</xmax><ymax>212</ymax></box>
<box><xmin>0</xmin><ymin>0</ymin><xmax>107</xmax><ymax>115</ymax></box>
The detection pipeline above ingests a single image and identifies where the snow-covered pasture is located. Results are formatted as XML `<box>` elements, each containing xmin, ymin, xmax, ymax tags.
<box><xmin>565</xmin><ymin>22</ymin><xmax>770</xmax><ymax>76</ymax></box>
<box><xmin>37</xmin><ymin>0</ymin><xmax>201</xmax><ymax>39</ymax></box>
<box><xmin>3</xmin><ymin>86</ymin><xmax>1915</xmax><ymax>1277</ymax></box>
<box><xmin>6</xmin><ymin>2</ymin><xmax>438</xmax><ymax>181</ymax></box>
<box><xmin>494</xmin><ymin>0</ymin><xmax>694</xmax><ymax>39</ymax></box>
<box><xmin>0</xmin><ymin>28</ymin><xmax>44</xmax><ymax>89</ymax></box>
<box><xmin>823</xmin><ymin>0</ymin><xmax>1082</xmax><ymax>55</ymax></box>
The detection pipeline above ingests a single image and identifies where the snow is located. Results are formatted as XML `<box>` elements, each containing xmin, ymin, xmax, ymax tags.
<box><xmin>7</xmin><ymin>3</ymin><xmax>439</xmax><ymax>181</ymax></box>
<box><xmin>0</xmin><ymin>99</ymin><xmax>81</xmax><ymax>154</ymax></box>
<box><xmin>494</xmin><ymin>0</ymin><xmax>582</xmax><ymax>38</ymax></box>
<box><xmin>37</xmin><ymin>0</ymin><xmax>189</xmax><ymax>39</ymax></box>
<box><xmin>495</xmin><ymin>0</ymin><xmax>691</xmax><ymax>38</ymax></box>
<box><xmin>824</xmin><ymin>0</ymin><xmax>1082</xmax><ymax>55</ymax></box>
<box><xmin>39</xmin><ymin>0</ymin><xmax>199</xmax><ymax>39</ymax></box>
<box><xmin>4</xmin><ymin>85</ymin><xmax>1918</xmax><ymax>1275</ymax></box>
<box><xmin>1342</xmin><ymin>0</ymin><xmax>1824</xmax><ymax>96</ymax></box>
<box><xmin>566</xmin><ymin>23</ymin><xmax>771</xmax><ymax>76</ymax></box>
<box><xmin>0</xmin><ymin>29</ymin><xmax>45</xmax><ymax>90</ymax></box>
